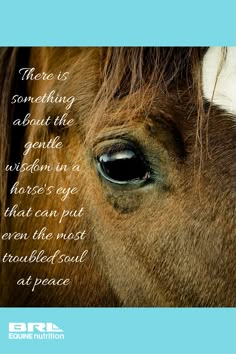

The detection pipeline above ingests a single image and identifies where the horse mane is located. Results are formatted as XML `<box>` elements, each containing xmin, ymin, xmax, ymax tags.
<box><xmin>101</xmin><ymin>47</ymin><xmax>205</xmax><ymax>97</ymax></box>
<box><xmin>0</xmin><ymin>48</ymin><xmax>30</xmax><ymax>233</ymax></box>
<box><xmin>0</xmin><ymin>48</ymin><xmax>17</xmax><ymax>234</ymax></box>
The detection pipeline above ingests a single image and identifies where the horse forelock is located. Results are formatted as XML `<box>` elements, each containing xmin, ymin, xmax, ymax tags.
<box><xmin>97</xmin><ymin>47</ymin><xmax>206</xmax><ymax>107</ymax></box>
<box><xmin>76</xmin><ymin>48</ymin><xmax>208</xmax><ymax>146</ymax></box>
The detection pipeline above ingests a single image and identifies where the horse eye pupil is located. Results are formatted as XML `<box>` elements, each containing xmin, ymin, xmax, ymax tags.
<box><xmin>98</xmin><ymin>149</ymin><xmax>149</xmax><ymax>184</ymax></box>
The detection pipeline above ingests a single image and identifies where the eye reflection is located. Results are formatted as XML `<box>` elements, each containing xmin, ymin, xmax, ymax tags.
<box><xmin>97</xmin><ymin>147</ymin><xmax>151</xmax><ymax>185</ymax></box>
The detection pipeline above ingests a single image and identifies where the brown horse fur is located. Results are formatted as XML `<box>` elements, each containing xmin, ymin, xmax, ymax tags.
<box><xmin>0</xmin><ymin>47</ymin><xmax>235</xmax><ymax>306</ymax></box>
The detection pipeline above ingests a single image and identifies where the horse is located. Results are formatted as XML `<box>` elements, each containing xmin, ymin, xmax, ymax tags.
<box><xmin>0</xmin><ymin>47</ymin><xmax>235</xmax><ymax>306</ymax></box>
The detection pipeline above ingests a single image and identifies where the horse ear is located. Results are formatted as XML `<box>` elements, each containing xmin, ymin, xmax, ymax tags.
<box><xmin>0</xmin><ymin>48</ymin><xmax>29</xmax><ymax>233</ymax></box>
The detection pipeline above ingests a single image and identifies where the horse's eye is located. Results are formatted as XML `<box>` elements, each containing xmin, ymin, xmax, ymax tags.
<box><xmin>97</xmin><ymin>147</ymin><xmax>151</xmax><ymax>185</ymax></box>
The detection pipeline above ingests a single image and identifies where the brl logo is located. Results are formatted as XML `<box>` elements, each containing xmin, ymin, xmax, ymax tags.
<box><xmin>8</xmin><ymin>322</ymin><xmax>64</xmax><ymax>340</ymax></box>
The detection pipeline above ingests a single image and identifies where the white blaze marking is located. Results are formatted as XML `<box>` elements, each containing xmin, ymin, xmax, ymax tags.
<box><xmin>202</xmin><ymin>47</ymin><xmax>236</xmax><ymax>116</ymax></box>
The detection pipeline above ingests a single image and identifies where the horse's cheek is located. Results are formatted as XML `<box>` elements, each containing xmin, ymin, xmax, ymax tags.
<box><xmin>85</xmin><ymin>166</ymin><xmax>236</xmax><ymax>306</ymax></box>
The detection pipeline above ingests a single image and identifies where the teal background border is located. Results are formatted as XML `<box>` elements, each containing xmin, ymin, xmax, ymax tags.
<box><xmin>0</xmin><ymin>0</ymin><xmax>235</xmax><ymax>45</ymax></box>
<box><xmin>0</xmin><ymin>308</ymin><xmax>236</xmax><ymax>354</ymax></box>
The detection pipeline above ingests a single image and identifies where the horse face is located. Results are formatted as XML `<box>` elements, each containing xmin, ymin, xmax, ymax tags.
<box><xmin>6</xmin><ymin>47</ymin><xmax>236</xmax><ymax>306</ymax></box>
